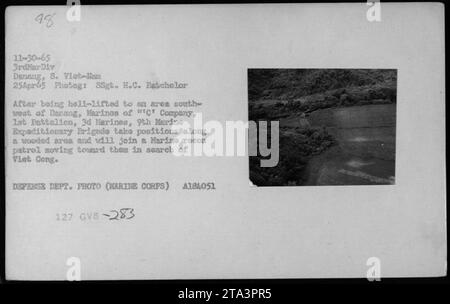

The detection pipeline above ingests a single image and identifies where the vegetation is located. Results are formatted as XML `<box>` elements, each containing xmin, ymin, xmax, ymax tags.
<box><xmin>248</xmin><ymin>69</ymin><xmax>397</xmax><ymax>102</ymax></box>
<box><xmin>250</xmin><ymin>126</ymin><xmax>335</xmax><ymax>186</ymax></box>
<box><xmin>248</xmin><ymin>69</ymin><xmax>397</xmax><ymax>186</ymax></box>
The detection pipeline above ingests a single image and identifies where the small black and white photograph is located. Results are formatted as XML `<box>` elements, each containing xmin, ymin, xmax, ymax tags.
<box><xmin>249</xmin><ymin>69</ymin><xmax>397</xmax><ymax>186</ymax></box>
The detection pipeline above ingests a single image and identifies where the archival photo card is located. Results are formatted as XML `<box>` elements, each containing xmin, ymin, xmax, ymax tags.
<box><xmin>4</xmin><ymin>3</ymin><xmax>446</xmax><ymax>281</ymax></box>
<box><xmin>249</xmin><ymin>69</ymin><xmax>397</xmax><ymax>186</ymax></box>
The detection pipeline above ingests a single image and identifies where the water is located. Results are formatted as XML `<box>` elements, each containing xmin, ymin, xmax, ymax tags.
<box><xmin>304</xmin><ymin>104</ymin><xmax>396</xmax><ymax>185</ymax></box>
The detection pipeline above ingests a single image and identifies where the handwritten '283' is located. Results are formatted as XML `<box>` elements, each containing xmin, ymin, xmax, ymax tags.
<box><xmin>35</xmin><ymin>13</ymin><xmax>55</xmax><ymax>28</ymax></box>
<box><xmin>103</xmin><ymin>208</ymin><xmax>135</xmax><ymax>221</ymax></box>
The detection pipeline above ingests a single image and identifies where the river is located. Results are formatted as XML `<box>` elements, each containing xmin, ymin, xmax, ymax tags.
<box><xmin>303</xmin><ymin>104</ymin><xmax>396</xmax><ymax>185</ymax></box>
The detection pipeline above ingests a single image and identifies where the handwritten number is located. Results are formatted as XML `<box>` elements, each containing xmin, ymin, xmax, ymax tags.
<box><xmin>103</xmin><ymin>208</ymin><xmax>135</xmax><ymax>221</ymax></box>
<box><xmin>35</xmin><ymin>13</ymin><xmax>55</xmax><ymax>28</ymax></box>
<box><xmin>35</xmin><ymin>14</ymin><xmax>43</xmax><ymax>24</ymax></box>
<box><xmin>110</xmin><ymin>210</ymin><xmax>119</xmax><ymax>220</ymax></box>
<box><xmin>122</xmin><ymin>208</ymin><xmax>135</xmax><ymax>219</ymax></box>
<box><xmin>44</xmin><ymin>14</ymin><xmax>54</xmax><ymax>27</ymax></box>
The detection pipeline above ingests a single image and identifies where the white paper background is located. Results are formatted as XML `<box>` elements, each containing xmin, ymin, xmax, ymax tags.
<box><xmin>5</xmin><ymin>3</ymin><xmax>446</xmax><ymax>280</ymax></box>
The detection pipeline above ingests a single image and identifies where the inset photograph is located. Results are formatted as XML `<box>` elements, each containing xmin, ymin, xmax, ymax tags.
<box><xmin>248</xmin><ymin>69</ymin><xmax>397</xmax><ymax>186</ymax></box>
